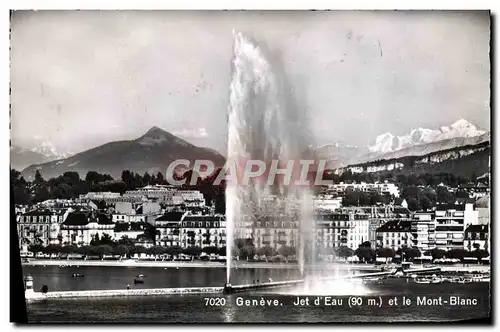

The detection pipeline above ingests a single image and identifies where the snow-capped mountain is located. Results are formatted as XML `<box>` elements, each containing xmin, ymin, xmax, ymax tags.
<box><xmin>368</xmin><ymin>119</ymin><xmax>486</xmax><ymax>154</ymax></box>
<box><xmin>11</xmin><ymin>137</ymin><xmax>73</xmax><ymax>171</ymax></box>
<box><xmin>30</xmin><ymin>139</ymin><xmax>73</xmax><ymax>160</ymax></box>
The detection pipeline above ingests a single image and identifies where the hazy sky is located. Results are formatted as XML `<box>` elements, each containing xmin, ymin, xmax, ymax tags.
<box><xmin>10</xmin><ymin>10</ymin><xmax>490</xmax><ymax>154</ymax></box>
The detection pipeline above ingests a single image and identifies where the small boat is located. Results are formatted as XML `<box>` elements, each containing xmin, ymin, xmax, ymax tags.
<box><xmin>430</xmin><ymin>275</ymin><xmax>443</xmax><ymax>284</ymax></box>
<box><xmin>134</xmin><ymin>274</ymin><xmax>145</xmax><ymax>284</ymax></box>
<box><xmin>72</xmin><ymin>273</ymin><xmax>84</xmax><ymax>278</ymax></box>
<box><xmin>414</xmin><ymin>277</ymin><xmax>431</xmax><ymax>284</ymax></box>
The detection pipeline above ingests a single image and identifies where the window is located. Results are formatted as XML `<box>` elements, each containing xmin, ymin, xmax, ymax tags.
<box><xmin>214</xmin><ymin>222</ymin><xmax>218</xmax><ymax>228</ymax></box>
<box><xmin>206</xmin><ymin>222</ymin><xmax>210</xmax><ymax>228</ymax></box>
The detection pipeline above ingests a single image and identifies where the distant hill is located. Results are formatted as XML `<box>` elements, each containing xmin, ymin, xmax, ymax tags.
<box><xmin>21</xmin><ymin>127</ymin><xmax>226</xmax><ymax>180</ymax></box>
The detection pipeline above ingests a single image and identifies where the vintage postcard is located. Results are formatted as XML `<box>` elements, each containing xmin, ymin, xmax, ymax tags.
<box><xmin>10</xmin><ymin>10</ymin><xmax>491</xmax><ymax>323</ymax></box>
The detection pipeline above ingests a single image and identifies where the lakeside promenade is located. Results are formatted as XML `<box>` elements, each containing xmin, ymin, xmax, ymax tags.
<box><xmin>22</xmin><ymin>259</ymin><xmax>490</xmax><ymax>273</ymax></box>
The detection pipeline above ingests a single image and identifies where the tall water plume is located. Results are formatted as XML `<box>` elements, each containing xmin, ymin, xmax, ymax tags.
<box><xmin>226</xmin><ymin>31</ymin><xmax>315</xmax><ymax>284</ymax></box>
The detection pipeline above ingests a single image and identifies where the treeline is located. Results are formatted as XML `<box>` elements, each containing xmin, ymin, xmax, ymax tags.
<box><xmin>27</xmin><ymin>234</ymin><xmax>227</xmax><ymax>258</ymax></box>
<box><xmin>351</xmin><ymin>242</ymin><xmax>489</xmax><ymax>263</ymax></box>
<box><xmin>11</xmin><ymin>168</ymin><xmax>227</xmax><ymax>213</ymax></box>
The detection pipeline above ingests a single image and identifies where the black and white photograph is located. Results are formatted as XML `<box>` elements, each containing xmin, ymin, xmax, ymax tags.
<box><xmin>10</xmin><ymin>9</ymin><xmax>491</xmax><ymax>323</ymax></box>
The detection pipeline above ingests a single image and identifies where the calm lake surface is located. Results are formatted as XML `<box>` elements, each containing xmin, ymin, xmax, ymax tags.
<box><xmin>23</xmin><ymin>266</ymin><xmax>491</xmax><ymax>323</ymax></box>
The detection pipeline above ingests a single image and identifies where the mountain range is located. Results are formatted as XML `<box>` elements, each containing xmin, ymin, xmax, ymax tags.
<box><xmin>12</xmin><ymin>119</ymin><xmax>488</xmax><ymax>180</ymax></box>
<box><xmin>315</xmin><ymin>119</ymin><xmax>489</xmax><ymax>168</ymax></box>
<box><xmin>19</xmin><ymin>127</ymin><xmax>225</xmax><ymax>180</ymax></box>
<box><xmin>367</xmin><ymin>119</ymin><xmax>486</xmax><ymax>154</ymax></box>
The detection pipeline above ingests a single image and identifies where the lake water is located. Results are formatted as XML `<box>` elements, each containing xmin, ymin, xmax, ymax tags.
<box><xmin>23</xmin><ymin>266</ymin><xmax>491</xmax><ymax>323</ymax></box>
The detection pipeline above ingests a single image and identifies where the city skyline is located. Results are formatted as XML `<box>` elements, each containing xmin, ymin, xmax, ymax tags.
<box><xmin>10</xmin><ymin>10</ymin><xmax>490</xmax><ymax>155</ymax></box>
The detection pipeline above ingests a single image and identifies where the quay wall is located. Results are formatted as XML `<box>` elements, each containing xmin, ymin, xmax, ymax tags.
<box><xmin>25</xmin><ymin>286</ymin><xmax>223</xmax><ymax>303</ymax></box>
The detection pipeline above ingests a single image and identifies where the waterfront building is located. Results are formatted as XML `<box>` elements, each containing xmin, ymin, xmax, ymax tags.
<box><xmin>375</xmin><ymin>219</ymin><xmax>413</xmax><ymax>251</ymax></box>
<box><xmin>154</xmin><ymin>212</ymin><xmax>226</xmax><ymax>249</ymax></box>
<box><xmin>464</xmin><ymin>224</ymin><xmax>489</xmax><ymax>251</ymax></box>
<box><xmin>154</xmin><ymin>211</ymin><xmax>186</xmax><ymax>247</ymax></box>
<box><xmin>59</xmin><ymin>211</ymin><xmax>114</xmax><ymax>246</ymax></box>
<box><xmin>17</xmin><ymin>208</ymin><xmax>70</xmax><ymax>248</ymax></box>
<box><xmin>180</xmin><ymin>214</ymin><xmax>226</xmax><ymax>249</ymax></box>
<box><xmin>433</xmin><ymin>203</ymin><xmax>477</xmax><ymax>250</ymax></box>
<box><xmin>411</xmin><ymin>211</ymin><xmax>435</xmax><ymax>252</ymax></box>
<box><xmin>114</xmin><ymin>221</ymin><xmax>148</xmax><ymax>242</ymax></box>
<box><xmin>475</xmin><ymin>196</ymin><xmax>490</xmax><ymax>225</ymax></box>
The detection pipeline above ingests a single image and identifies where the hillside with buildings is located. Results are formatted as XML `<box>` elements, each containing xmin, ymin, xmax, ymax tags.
<box><xmin>15</xmin><ymin>172</ymin><xmax>490</xmax><ymax>264</ymax></box>
<box><xmin>334</xmin><ymin>140</ymin><xmax>490</xmax><ymax>179</ymax></box>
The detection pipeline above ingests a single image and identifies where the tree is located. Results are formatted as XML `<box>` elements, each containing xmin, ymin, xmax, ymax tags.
<box><xmin>239</xmin><ymin>245</ymin><xmax>256</xmax><ymax>260</ymax></box>
<box><xmin>135</xmin><ymin>245</ymin><xmax>147</xmax><ymax>254</ymax></box>
<box><xmin>61</xmin><ymin>245</ymin><xmax>78</xmax><ymax>254</ymax></box>
<box><xmin>256</xmin><ymin>246</ymin><xmax>275</xmax><ymax>257</ymax></box>
<box><xmin>359</xmin><ymin>241</ymin><xmax>372</xmax><ymax>248</ymax></box>
<box><xmin>183</xmin><ymin>246</ymin><xmax>202</xmax><ymax>258</ymax></box>
<box><xmin>436</xmin><ymin>186</ymin><xmax>454</xmax><ymax>204</ymax></box>
<box><xmin>445</xmin><ymin>248</ymin><xmax>468</xmax><ymax>261</ymax></box>
<box><xmin>113</xmin><ymin>244</ymin><xmax>130</xmax><ymax>257</ymax></box>
<box><xmin>218</xmin><ymin>246</ymin><xmax>227</xmax><ymax>256</ymax></box>
<box><xmin>28</xmin><ymin>244</ymin><xmax>44</xmax><ymax>255</ymax></box>
<box><xmin>424</xmin><ymin>248</ymin><xmax>446</xmax><ymax>260</ymax></box>
<box><xmin>96</xmin><ymin>244</ymin><xmax>113</xmax><ymax>257</ymax></box>
<box><xmin>43</xmin><ymin>244</ymin><xmax>62</xmax><ymax>255</ymax></box>
<box><xmin>143</xmin><ymin>172</ymin><xmax>151</xmax><ymax>185</ymax></box>
<box><xmin>117</xmin><ymin>235</ymin><xmax>135</xmax><ymax>248</ymax></box>
<box><xmin>202</xmin><ymin>246</ymin><xmax>219</xmax><ymax>255</ymax></box>
<box><xmin>167</xmin><ymin>246</ymin><xmax>183</xmax><ymax>257</ymax></box>
<box><xmin>278</xmin><ymin>246</ymin><xmax>295</xmax><ymax>258</ymax></box>
<box><xmin>471</xmin><ymin>249</ymin><xmax>489</xmax><ymax>263</ymax></box>
<box><xmin>354</xmin><ymin>247</ymin><xmax>375</xmax><ymax>263</ymax></box>
<box><xmin>90</xmin><ymin>234</ymin><xmax>101</xmax><ymax>246</ymax></box>
<box><xmin>144</xmin><ymin>224</ymin><xmax>159</xmax><ymax>245</ymax></box>
<box><xmin>100</xmin><ymin>233</ymin><xmax>115</xmax><ymax>246</ymax></box>
<box><xmin>156</xmin><ymin>172</ymin><xmax>165</xmax><ymax>185</ymax></box>
<box><xmin>376</xmin><ymin>247</ymin><xmax>395</xmax><ymax>259</ymax></box>
<box><xmin>335</xmin><ymin>246</ymin><xmax>354</xmax><ymax>259</ymax></box>
<box><xmin>407</xmin><ymin>198</ymin><xmax>419</xmax><ymax>211</ymax></box>
<box><xmin>397</xmin><ymin>247</ymin><xmax>421</xmax><ymax>261</ymax></box>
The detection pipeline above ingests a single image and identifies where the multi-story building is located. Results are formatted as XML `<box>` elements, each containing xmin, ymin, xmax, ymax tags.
<box><xmin>154</xmin><ymin>212</ymin><xmax>226</xmax><ymax>249</ymax></box>
<box><xmin>114</xmin><ymin>221</ymin><xmax>148</xmax><ymax>242</ymax></box>
<box><xmin>59</xmin><ymin>211</ymin><xmax>114</xmax><ymax>246</ymax></box>
<box><xmin>313</xmin><ymin>195</ymin><xmax>342</xmax><ymax>212</ymax></box>
<box><xmin>475</xmin><ymin>196</ymin><xmax>490</xmax><ymax>225</ymax></box>
<box><xmin>375</xmin><ymin>219</ymin><xmax>413</xmax><ymax>251</ymax></box>
<box><xmin>411</xmin><ymin>211</ymin><xmax>435</xmax><ymax>252</ymax></box>
<box><xmin>253</xmin><ymin>216</ymin><xmax>298</xmax><ymax>250</ymax></box>
<box><xmin>433</xmin><ymin>203</ymin><xmax>477</xmax><ymax>250</ymax></box>
<box><xmin>17</xmin><ymin>208</ymin><xmax>70</xmax><ymax>248</ymax></box>
<box><xmin>325</xmin><ymin>182</ymin><xmax>400</xmax><ymax>198</ymax></box>
<box><xmin>180</xmin><ymin>215</ymin><xmax>226</xmax><ymax>249</ymax></box>
<box><xmin>79</xmin><ymin>192</ymin><xmax>121</xmax><ymax>201</ymax></box>
<box><xmin>464</xmin><ymin>224</ymin><xmax>489</xmax><ymax>251</ymax></box>
<box><xmin>123</xmin><ymin>185</ymin><xmax>178</xmax><ymax>202</ymax></box>
<box><xmin>154</xmin><ymin>211</ymin><xmax>187</xmax><ymax>247</ymax></box>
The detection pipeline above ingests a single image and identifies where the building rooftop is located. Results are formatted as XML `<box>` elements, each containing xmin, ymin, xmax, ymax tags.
<box><xmin>62</xmin><ymin>212</ymin><xmax>112</xmax><ymax>226</ymax></box>
<box><xmin>465</xmin><ymin>224</ymin><xmax>489</xmax><ymax>233</ymax></box>
<box><xmin>155</xmin><ymin>211</ymin><xmax>185</xmax><ymax>222</ymax></box>
<box><xmin>376</xmin><ymin>219</ymin><xmax>412</xmax><ymax>232</ymax></box>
